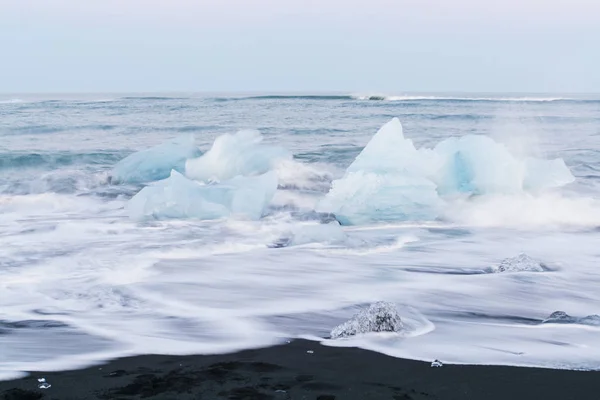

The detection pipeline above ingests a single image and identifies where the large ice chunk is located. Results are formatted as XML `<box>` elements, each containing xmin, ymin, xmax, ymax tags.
<box><xmin>317</xmin><ymin>119</ymin><xmax>442</xmax><ymax>225</ymax></box>
<box><xmin>523</xmin><ymin>158</ymin><xmax>575</xmax><ymax>190</ymax></box>
<box><xmin>318</xmin><ymin>118</ymin><xmax>576</xmax><ymax>224</ymax></box>
<box><xmin>433</xmin><ymin>135</ymin><xmax>525</xmax><ymax>195</ymax></box>
<box><xmin>110</xmin><ymin>136</ymin><xmax>200</xmax><ymax>184</ymax></box>
<box><xmin>433</xmin><ymin>136</ymin><xmax>575</xmax><ymax>195</ymax></box>
<box><xmin>490</xmin><ymin>253</ymin><xmax>547</xmax><ymax>273</ymax></box>
<box><xmin>127</xmin><ymin>170</ymin><xmax>278</xmax><ymax>221</ymax></box>
<box><xmin>330</xmin><ymin>301</ymin><xmax>404</xmax><ymax>339</ymax></box>
<box><xmin>185</xmin><ymin>130</ymin><xmax>291</xmax><ymax>182</ymax></box>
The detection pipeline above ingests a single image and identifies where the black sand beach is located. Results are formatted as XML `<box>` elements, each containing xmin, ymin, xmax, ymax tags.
<box><xmin>1</xmin><ymin>339</ymin><xmax>599</xmax><ymax>400</ymax></box>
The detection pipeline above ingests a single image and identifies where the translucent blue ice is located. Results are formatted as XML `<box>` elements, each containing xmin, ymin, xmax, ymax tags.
<box><xmin>110</xmin><ymin>136</ymin><xmax>200</xmax><ymax>184</ymax></box>
<box><xmin>127</xmin><ymin>170</ymin><xmax>278</xmax><ymax>221</ymax></box>
<box><xmin>318</xmin><ymin>118</ymin><xmax>575</xmax><ymax>224</ymax></box>
<box><xmin>185</xmin><ymin>130</ymin><xmax>291</xmax><ymax>182</ymax></box>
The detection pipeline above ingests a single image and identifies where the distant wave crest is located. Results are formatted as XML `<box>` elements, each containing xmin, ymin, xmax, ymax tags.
<box><xmin>212</xmin><ymin>94</ymin><xmax>598</xmax><ymax>103</ymax></box>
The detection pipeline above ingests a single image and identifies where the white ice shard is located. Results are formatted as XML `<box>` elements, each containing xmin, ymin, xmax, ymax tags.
<box><xmin>185</xmin><ymin>130</ymin><xmax>291</xmax><ymax>182</ymax></box>
<box><xmin>127</xmin><ymin>170</ymin><xmax>278</xmax><ymax>221</ymax></box>
<box><xmin>110</xmin><ymin>135</ymin><xmax>200</xmax><ymax>184</ymax></box>
<box><xmin>490</xmin><ymin>253</ymin><xmax>546</xmax><ymax>273</ymax></box>
<box><xmin>330</xmin><ymin>301</ymin><xmax>404</xmax><ymax>339</ymax></box>
<box><xmin>318</xmin><ymin>118</ymin><xmax>575</xmax><ymax>224</ymax></box>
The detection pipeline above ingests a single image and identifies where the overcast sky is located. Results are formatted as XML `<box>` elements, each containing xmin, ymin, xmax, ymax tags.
<box><xmin>1</xmin><ymin>0</ymin><xmax>598</xmax><ymax>93</ymax></box>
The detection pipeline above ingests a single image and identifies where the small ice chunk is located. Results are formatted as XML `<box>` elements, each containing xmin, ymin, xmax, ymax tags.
<box><xmin>579</xmin><ymin>315</ymin><xmax>600</xmax><ymax>326</ymax></box>
<box><xmin>127</xmin><ymin>170</ymin><xmax>277</xmax><ymax>221</ymax></box>
<box><xmin>543</xmin><ymin>311</ymin><xmax>600</xmax><ymax>326</ymax></box>
<box><xmin>37</xmin><ymin>378</ymin><xmax>46</xmax><ymax>382</ymax></box>
<box><xmin>330</xmin><ymin>301</ymin><xmax>404</xmax><ymax>339</ymax></box>
<box><xmin>38</xmin><ymin>381</ymin><xmax>51</xmax><ymax>389</ymax></box>
<box><xmin>431</xmin><ymin>360</ymin><xmax>443</xmax><ymax>368</ymax></box>
<box><xmin>490</xmin><ymin>253</ymin><xmax>546</xmax><ymax>273</ymax></box>
<box><xmin>543</xmin><ymin>311</ymin><xmax>577</xmax><ymax>323</ymax></box>
<box><xmin>306</xmin><ymin>350</ymin><xmax>314</xmax><ymax>354</ymax></box>
<box><xmin>110</xmin><ymin>135</ymin><xmax>200</xmax><ymax>184</ymax></box>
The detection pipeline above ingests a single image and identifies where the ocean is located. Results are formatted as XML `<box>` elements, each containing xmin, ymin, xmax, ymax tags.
<box><xmin>1</xmin><ymin>93</ymin><xmax>599</xmax><ymax>379</ymax></box>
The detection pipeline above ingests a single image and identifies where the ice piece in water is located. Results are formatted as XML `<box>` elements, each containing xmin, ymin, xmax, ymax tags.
<box><xmin>110</xmin><ymin>135</ymin><xmax>200</xmax><ymax>184</ymax></box>
<box><xmin>127</xmin><ymin>170</ymin><xmax>278</xmax><ymax>221</ymax></box>
<box><xmin>579</xmin><ymin>315</ymin><xmax>600</xmax><ymax>326</ymax></box>
<box><xmin>318</xmin><ymin>118</ymin><xmax>576</xmax><ymax>225</ymax></box>
<box><xmin>433</xmin><ymin>135</ymin><xmax>525</xmax><ymax>195</ymax></box>
<box><xmin>542</xmin><ymin>311</ymin><xmax>600</xmax><ymax>326</ymax></box>
<box><xmin>186</xmin><ymin>130</ymin><xmax>291</xmax><ymax>182</ymax></box>
<box><xmin>318</xmin><ymin>170</ymin><xmax>442</xmax><ymax>225</ymax></box>
<box><xmin>330</xmin><ymin>301</ymin><xmax>404</xmax><ymax>339</ymax></box>
<box><xmin>490</xmin><ymin>253</ymin><xmax>546</xmax><ymax>273</ymax></box>
<box><xmin>431</xmin><ymin>360</ymin><xmax>443</xmax><ymax>368</ymax></box>
<box><xmin>317</xmin><ymin>118</ymin><xmax>442</xmax><ymax>224</ymax></box>
<box><xmin>543</xmin><ymin>311</ymin><xmax>577</xmax><ymax>324</ymax></box>
<box><xmin>434</xmin><ymin>137</ymin><xmax>575</xmax><ymax>195</ymax></box>
<box><xmin>523</xmin><ymin>158</ymin><xmax>575</xmax><ymax>190</ymax></box>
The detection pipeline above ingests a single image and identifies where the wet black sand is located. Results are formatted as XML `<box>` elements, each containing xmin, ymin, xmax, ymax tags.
<box><xmin>1</xmin><ymin>339</ymin><xmax>599</xmax><ymax>400</ymax></box>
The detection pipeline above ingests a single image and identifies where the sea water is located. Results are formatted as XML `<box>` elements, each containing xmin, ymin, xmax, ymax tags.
<box><xmin>1</xmin><ymin>93</ymin><xmax>600</xmax><ymax>379</ymax></box>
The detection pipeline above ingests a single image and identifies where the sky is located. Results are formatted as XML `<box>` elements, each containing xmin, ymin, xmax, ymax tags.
<box><xmin>1</xmin><ymin>0</ymin><xmax>599</xmax><ymax>93</ymax></box>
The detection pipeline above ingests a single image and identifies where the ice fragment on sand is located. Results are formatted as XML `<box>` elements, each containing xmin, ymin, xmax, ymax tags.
<box><xmin>110</xmin><ymin>135</ymin><xmax>200</xmax><ymax>184</ymax></box>
<box><xmin>490</xmin><ymin>253</ymin><xmax>546</xmax><ymax>273</ymax></box>
<box><xmin>330</xmin><ymin>301</ymin><xmax>404</xmax><ymax>339</ymax></box>
<box><xmin>127</xmin><ymin>170</ymin><xmax>277</xmax><ymax>221</ymax></box>
<box><xmin>543</xmin><ymin>311</ymin><xmax>600</xmax><ymax>326</ymax></box>
<box><xmin>37</xmin><ymin>378</ymin><xmax>51</xmax><ymax>389</ymax></box>
<box><xmin>186</xmin><ymin>129</ymin><xmax>291</xmax><ymax>182</ymax></box>
<box><xmin>431</xmin><ymin>360</ymin><xmax>443</xmax><ymax>367</ymax></box>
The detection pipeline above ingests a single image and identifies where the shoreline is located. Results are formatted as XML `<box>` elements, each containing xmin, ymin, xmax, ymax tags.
<box><xmin>2</xmin><ymin>339</ymin><xmax>599</xmax><ymax>400</ymax></box>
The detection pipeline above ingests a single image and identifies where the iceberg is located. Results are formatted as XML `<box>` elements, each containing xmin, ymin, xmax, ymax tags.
<box><xmin>127</xmin><ymin>170</ymin><xmax>278</xmax><ymax>221</ymax></box>
<box><xmin>109</xmin><ymin>136</ymin><xmax>200</xmax><ymax>184</ymax></box>
<box><xmin>317</xmin><ymin>118</ymin><xmax>576</xmax><ymax>224</ymax></box>
<box><xmin>330</xmin><ymin>301</ymin><xmax>404</xmax><ymax>339</ymax></box>
<box><xmin>185</xmin><ymin>130</ymin><xmax>291</xmax><ymax>182</ymax></box>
